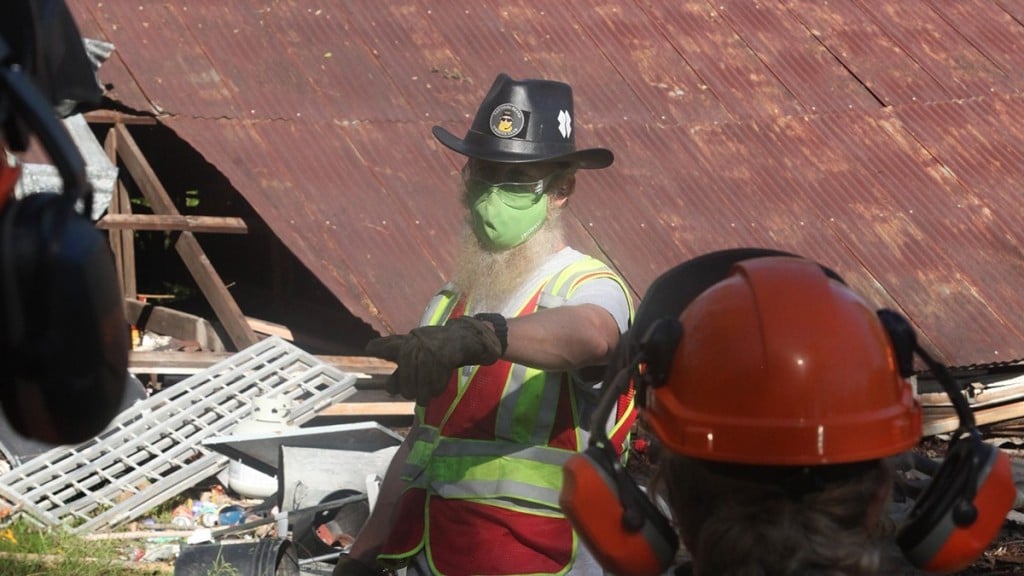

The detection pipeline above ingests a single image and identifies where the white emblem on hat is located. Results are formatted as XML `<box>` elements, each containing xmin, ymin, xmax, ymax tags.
<box><xmin>557</xmin><ymin>110</ymin><xmax>572</xmax><ymax>139</ymax></box>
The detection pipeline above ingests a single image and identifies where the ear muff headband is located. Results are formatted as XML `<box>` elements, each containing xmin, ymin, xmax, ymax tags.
<box><xmin>629</xmin><ymin>248</ymin><xmax>846</xmax><ymax>410</ymax></box>
<box><xmin>0</xmin><ymin>44</ymin><xmax>89</xmax><ymax>200</ymax></box>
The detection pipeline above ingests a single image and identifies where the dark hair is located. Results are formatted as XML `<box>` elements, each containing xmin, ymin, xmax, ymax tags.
<box><xmin>655</xmin><ymin>452</ymin><xmax>894</xmax><ymax>576</ymax></box>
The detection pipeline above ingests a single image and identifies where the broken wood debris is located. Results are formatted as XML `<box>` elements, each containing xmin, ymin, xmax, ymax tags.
<box><xmin>920</xmin><ymin>373</ymin><xmax>1024</xmax><ymax>436</ymax></box>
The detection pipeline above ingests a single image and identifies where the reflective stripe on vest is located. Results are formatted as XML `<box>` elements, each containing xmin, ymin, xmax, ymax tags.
<box><xmin>421</xmin><ymin>438</ymin><xmax>575</xmax><ymax>507</ymax></box>
<box><xmin>419</xmin><ymin>282</ymin><xmax>459</xmax><ymax>327</ymax></box>
<box><xmin>400</xmin><ymin>424</ymin><xmax>440</xmax><ymax>482</ymax></box>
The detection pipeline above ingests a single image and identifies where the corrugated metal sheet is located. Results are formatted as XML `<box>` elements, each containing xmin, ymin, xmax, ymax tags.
<box><xmin>65</xmin><ymin>0</ymin><xmax>1024</xmax><ymax>367</ymax></box>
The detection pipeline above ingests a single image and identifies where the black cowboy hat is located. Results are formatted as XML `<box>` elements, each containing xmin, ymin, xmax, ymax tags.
<box><xmin>432</xmin><ymin>73</ymin><xmax>613</xmax><ymax>169</ymax></box>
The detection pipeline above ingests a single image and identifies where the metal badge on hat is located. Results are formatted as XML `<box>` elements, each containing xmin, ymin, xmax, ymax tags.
<box><xmin>489</xmin><ymin>103</ymin><xmax>525</xmax><ymax>138</ymax></box>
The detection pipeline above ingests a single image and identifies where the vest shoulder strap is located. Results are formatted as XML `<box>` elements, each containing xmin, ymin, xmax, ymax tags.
<box><xmin>420</xmin><ymin>256</ymin><xmax>633</xmax><ymax>324</ymax></box>
<box><xmin>537</xmin><ymin>255</ymin><xmax>632</xmax><ymax>314</ymax></box>
<box><xmin>419</xmin><ymin>282</ymin><xmax>460</xmax><ymax>327</ymax></box>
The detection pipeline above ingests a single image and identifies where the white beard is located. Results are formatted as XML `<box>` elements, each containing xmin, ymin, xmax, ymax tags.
<box><xmin>454</xmin><ymin>210</ymin><xmax>565</xmax><ymax>315</ymax></box>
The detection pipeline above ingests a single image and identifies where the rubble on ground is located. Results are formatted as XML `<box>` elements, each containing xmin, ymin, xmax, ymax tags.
<box><xmin>0</xmin><ymin>337</ymin><xmax>404</xmax><ymax>575</ymax></box>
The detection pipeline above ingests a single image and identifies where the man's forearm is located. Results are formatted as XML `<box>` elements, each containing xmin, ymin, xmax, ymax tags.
<box><xmin>503</xmin><ymin>304</ymin><xmax>620</xmax><ymax>370</ymax></box>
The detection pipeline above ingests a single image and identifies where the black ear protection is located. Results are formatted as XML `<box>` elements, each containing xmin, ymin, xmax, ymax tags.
<box><xmin>0</xmin><ymin>4</ymin><xmax>128</xmax><ymax>445</ymax></box>
<box><xmin>560</xmin><ymin>248</ymin><xmax>1014</xmax><ymax>576</ymax></box>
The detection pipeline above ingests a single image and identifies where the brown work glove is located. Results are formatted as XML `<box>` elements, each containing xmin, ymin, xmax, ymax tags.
<box><xmin>365</xmin><ymin>316</ymin><xmax>502</xmax><ymax>406</ymax></box>
<box><xmin>332</xmin><ymin>555</ymin><xmax>382</xmax><ymax>576</ymax></box>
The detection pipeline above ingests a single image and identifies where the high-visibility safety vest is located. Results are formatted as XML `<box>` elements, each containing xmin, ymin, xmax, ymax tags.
<box><xmin>379</xmin><ymin>255</ymin><xmax>636</xmax><ymax>576</ymax></box>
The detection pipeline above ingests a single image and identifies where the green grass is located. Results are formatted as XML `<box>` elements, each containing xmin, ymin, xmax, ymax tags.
<box><xmin>0</xmin><ymin>520</ymin><xmax>170</xmax><ymax>576</ymax></box>
<box><xmin>205</xmin><ymin>549</ymin><xmax>241</xmax><ymax>576</ymax></box>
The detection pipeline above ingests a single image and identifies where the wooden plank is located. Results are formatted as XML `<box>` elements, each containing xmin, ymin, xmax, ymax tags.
<box><xmin>96</xmin><ymin>213</ymin><xmax>248</xmax><ymax>233</ymax></box>
<box><xmin>244</xmin><ymin>314</ymin><xmax>356</xmax><ymax>356</ymax></box>
<box><xmin>103</xmin><ymin>127</ymin><xmax>137</xmax><ymax>299</ymax></box>
<box><xmin>85</xmin><ymin>110</ymin><xmax>158</xmax><ymax>125</ymax></box>
<box><xmin>917</xmin><ymin>377</ymin><xmax>1024</xmax><ymax>407</ymax></box>
<box><xmin>115</xmin><ymin>123</ymin><xmax>258</xmax><ymax>350</ymax></box>
<box><xmin>117</xmin><ymin>178</ymin><xmax>137</xmax><ymax>299</ymax></box>
<box><xmin>923</xmin><ymin>401</ymin><xmax>1024</xmax><ymax>436</ymax></box>
<box><xmin>318</xmin><ymin>401</ymin><xmax>414</xmax><ymax>416</ymax></box>
<box><xmin>129</xmin><ymin>350</ymin><xmax>395</xmax><ymax>376</ymax></box>
<box><xmin>246</xmin><ymin>316</ymin><xmax>293</xmax><ymax>340</ymax></box>
<box><xmin>124</xmin><ymin>300</ymin><xmax>226</xmax><ymax>353</ymax></box>
<box><xmin>177</xmin><ymin>232</ymin><xmax>257</xmax><ymax>349</ymax></box>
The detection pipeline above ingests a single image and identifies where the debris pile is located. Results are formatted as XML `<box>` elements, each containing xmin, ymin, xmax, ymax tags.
<box><xmin>0</xmin><ymin>336</ymin><xmax>403</xmax><ymax>574</ymax></box>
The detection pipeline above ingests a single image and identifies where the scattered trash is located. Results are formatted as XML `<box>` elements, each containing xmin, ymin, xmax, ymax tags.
<box><xmin>218</xmin><ymin>504</ymin><xmax>246</xmax><ymax>526</ymax></box>
<box><xmin>141</xmin><ymin>541</ymin><xmax>180</xmax><ymax>562</ymax></box>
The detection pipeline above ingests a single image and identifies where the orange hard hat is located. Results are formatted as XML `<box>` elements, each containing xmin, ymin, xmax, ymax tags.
<box><xmin>644</xmin><ymin>256</ymin><xmax>922</xmax><ymax>465</ymax></box>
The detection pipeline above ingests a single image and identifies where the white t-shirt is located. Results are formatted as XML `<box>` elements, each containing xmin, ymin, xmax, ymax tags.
<box><xmin>486</xmin><ymin>246</ymin><xmax>630</xmax><ymax>333</ymax></box>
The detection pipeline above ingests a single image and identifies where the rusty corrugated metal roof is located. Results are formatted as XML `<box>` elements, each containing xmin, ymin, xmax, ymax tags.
<box><xmin>66</xmin><ymin>0</ymin><xmax>1024</xmax><ymax>367</ymax></box>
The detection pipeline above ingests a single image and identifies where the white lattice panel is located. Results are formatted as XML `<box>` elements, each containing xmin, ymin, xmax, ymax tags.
<box><xmin>0</xmin><ymin>337</ymin><xmax>357</xmax><ymax>532</ymax></box>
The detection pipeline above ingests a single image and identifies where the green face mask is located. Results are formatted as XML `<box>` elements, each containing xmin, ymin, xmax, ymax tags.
<box><xmin>468</xmin><ymin>184</ymin><xmax>549</xmax><ymax>250</ymax></box>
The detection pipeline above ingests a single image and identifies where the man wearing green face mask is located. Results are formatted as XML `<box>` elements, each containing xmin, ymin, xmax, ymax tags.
<box><xmin>337</xmin><ymin>73</ymin><xmax>636</xmax><ymax>576</ymax></box>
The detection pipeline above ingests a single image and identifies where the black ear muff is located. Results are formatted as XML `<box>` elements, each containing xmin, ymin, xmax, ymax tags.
<box><xmin>0</xmin><ymin>191</ymin><xmax>128</xmax><ymax>444</ymax></box>
<box><xmin>877</xmin><ymin>309</ymin><xmax>916</xmax><ymax>378</ymax></box>
<box><xmin>878</xmin><ymin>310</ymin><xmax>1017</xmax><ymax>573</ymax></box>
<box><xmin>632</xmin><ymin>316</ymin><xmax>682</xmax><ymax>408</ymax></box>
<box><xmin>0</xmin><ymin>22</ymin><xmax>128</xmax><ymax>445</ymax></box>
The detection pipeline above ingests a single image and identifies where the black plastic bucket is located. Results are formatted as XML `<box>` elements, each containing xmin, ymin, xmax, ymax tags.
<box><xmin>174</xmin><ymin>538</ymin><xmax>299</xmax><ymax>576</ymax></box>
<box><xmin>291</xmin><ymin>489</ymin><xmax>369</xmax><ymax>560</ymax></box>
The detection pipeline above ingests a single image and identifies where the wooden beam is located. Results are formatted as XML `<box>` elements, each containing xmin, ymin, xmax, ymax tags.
<box><xmin>124</xmin><ymin>300</ymin><xmax>226</xmax><ymax>353</ymax></box>
<box><xmin>104</xmin><ymin>127</ymin><xmax>137</xmax><ymax>299</ymax></box>
<box><xmin>923</xmin><ymin>402</ymin><xmax>1024</xmax><ymax>436</ymax></box>
<box><xmin>115</xmin><ymin>123</ymin><xmax>258</xmax><ymax>350</ymax></box>
<box><xmin>85</xmin><ymin>110</ymin><xmax>158</xmax><ymax>125</ymax></box>
<box><xmin>129</xmin><ymin>350</ymin><xmax>395</xmax><ymax>376</ymax></box>
<box><xmin>919</xmin><ymin>376</ymin><xmax>1024</xmax><ymax>409</ymax></box>
<box><xmin>318</xmin><ymin>401</ymin><xmax>415</xmax><ymax>417</ymax></box>
<box><xmin>97</xmin><ymin>213</ymin><xmax>248</xmax><ymax>234</ymax></box>
<box><xmin>246</xmin><ymin>316</ymin><xmax>293</xmax><ymax>340</ymax></box>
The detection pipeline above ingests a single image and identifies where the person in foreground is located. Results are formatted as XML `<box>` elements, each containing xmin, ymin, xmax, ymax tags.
<box><xmin>335</xmin><ymin>73</ymin><xmax>636</xmax><ymax>575</ymax></box>
<box><xmin>561</xmin><ymin>248</ymin><xmax>1015</xmax><ymax>576</ymax></box>
<box><xmin>1</xmin><ymin>0</ymin><xmax>127</xmax><ymax>445</ymax></box>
